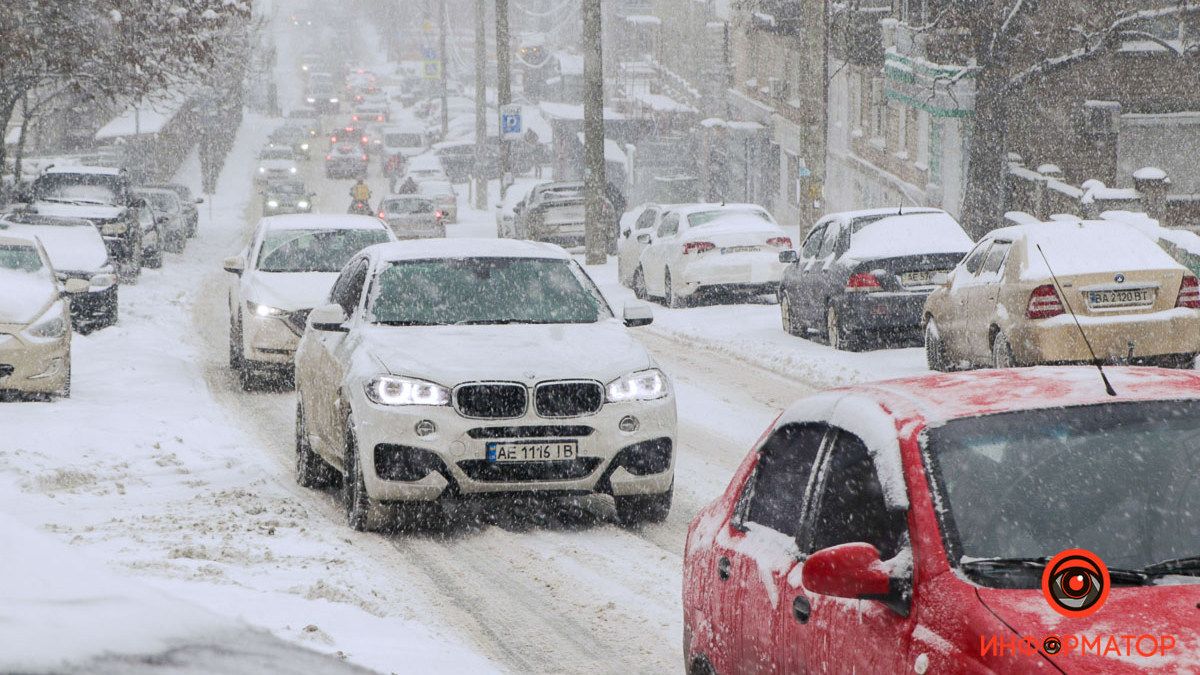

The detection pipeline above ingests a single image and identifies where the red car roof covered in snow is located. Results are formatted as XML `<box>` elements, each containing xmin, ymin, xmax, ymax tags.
<box><xmin>841</xmin><ymin>366</ymin><xmax>1200</xmax><ymax>424</ymax></box>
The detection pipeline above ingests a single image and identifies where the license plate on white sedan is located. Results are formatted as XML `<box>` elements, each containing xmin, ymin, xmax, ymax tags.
<box><xmin>1086</xmin><ymin>288</ymin><xmax>1155</xmax><ymax>309</ymax></box>
<box><xmin>722</xmin><ymin>245</ymin><xmax>760</xmax><ymax>254</ymax></box>
<box><xmin>486</xmin><ymin>440</ymin><xmax>579</xmax><ymax>463</ymax></box>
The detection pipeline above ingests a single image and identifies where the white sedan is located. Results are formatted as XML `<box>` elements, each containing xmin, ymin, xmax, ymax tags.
<box><xmin>294</xmin><ymin>238</ymin><xmax>676</xmax><ymax>531</ymax></box>
<box><xmin>635</xmin><ymin>203</ymin><xmax>791</xmax><ymax>307</ymax></box>
<box><xmin>222</xmin><ymin>214</ymin><xmax>395</xmax><ymax>389</ymax></box>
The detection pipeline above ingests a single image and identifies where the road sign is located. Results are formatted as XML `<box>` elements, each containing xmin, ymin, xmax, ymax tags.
<box><xmin>421</xmin><ymin>46</ymin><xmax>437</xmax><ymax>60</ymax></box>
<box><xmin>500</xmin><ymin>105</ymin><xmax>523</xmax><ymax>139</ymax></box>
<box><xmin>422</xmin><ymin>60</ymin><xmax>441</xmax><ymax>80</ymax></box>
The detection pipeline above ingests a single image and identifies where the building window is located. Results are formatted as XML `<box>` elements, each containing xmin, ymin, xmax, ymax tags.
<box><xmin>916</xmin><ymin>110</ymin><xmax>930</xmax><ymax>169</ymax></box>
<box><xmin>787</xmin><ymin>153</ymin><xmax>803</xmax><ymax>206</ymax></box>
<box><xmin>892</xmin><ymin>101</ymin><xmax>908</xmax><ymax>158</ymax></box>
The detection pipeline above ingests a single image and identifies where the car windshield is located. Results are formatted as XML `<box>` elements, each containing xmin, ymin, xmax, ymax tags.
<box><xmin>926</xmin><ymin>400</ymin><xmax>1200</xmax><ymax>576</ymax></box>
<box><xmin>0</xmin><ymin>244</ymin><xmax>45</xmax><ymax>273</ymax></box>
<box><xmin>386</xmin><ymin>133</ymin><xmax>423</xmax><ymax>146</ymax></box>
<box><xmin>256</xmin><ymin>228</ymin><xmax>390</xmax><ymax>273</ymax></box>
<box><xmin>687</xmin><ymin>208</ymin><xmax>771</xmax><ymax>227</ymax></box>
<box><xmin>383</xmin><ymin>198</ymin><xmax>434</xmax><ymax>214</ymax></box>
<box><xmin>370</xmin><ymin>258</ymin><xmax>610</xmax><ymax>325</ymax></box>
<box><xmin>34</xmin><ymin>174</ymin><xmax>121</xmax><ymax>205</ymax></box>
<box><xmin>268</xmin><ymin>182</ymin><xmax>307</xmax><ymax>196</ymax></box>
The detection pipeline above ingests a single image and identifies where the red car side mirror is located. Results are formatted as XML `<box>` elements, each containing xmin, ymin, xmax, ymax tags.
<box><xmin>803</xmin><ymin>543</ymin><xmax>891</xmax><ymax>600</ymax></box>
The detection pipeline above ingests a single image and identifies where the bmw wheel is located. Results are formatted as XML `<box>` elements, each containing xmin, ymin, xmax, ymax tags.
<box><xmin>296</xmin><ymin>399</ymin><xmax>336</xmax><ymax>489</ymax></box>
<box><xmin>633</xmin><ymin>266</ymin><xmax>648</xmax><ymax>300</ymax></box>
<box><xmin>343</xmin><ymin>423</ymin><xmax>384</xmax><ymax>532</ymax></box>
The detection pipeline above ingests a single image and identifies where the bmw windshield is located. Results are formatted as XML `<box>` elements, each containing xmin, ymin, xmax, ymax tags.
<box><xmin>926</xmin><ymin>400</ymin><xmax>1200</xmax><ymax>583</ymax></box>
<box><xmin>369</xmin><ymin>258</ymin><xmax>611</xmax><ymax>326</ymax></box>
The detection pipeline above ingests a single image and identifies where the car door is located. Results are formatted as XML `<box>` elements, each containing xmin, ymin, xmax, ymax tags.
<box><xmin>641</xmin><ymin>213</ymin><xmax>680</xmax><ymax>297</ymax></box>
<box><xmin>618</xmin><ymin>206</ymin><xmax>659</xmax><ymax>284</ymax></box>
<box><xmin>709</xmin><ymin>423</ymin><xmax>829</xmax><ymax>674</ymax></box>
<box><xmin>795</xmin><ymin>221</ymin><xmax>833</xmax><ymax>324</ymax></box>
<box><xmin>789</xmin><ymin>428</ymin><xmax>914</xmax><ymax>673</ymax></box>
<box><xmin>939</xmin><ymin>239</ymin><xmax>992</xmax><ymax>359</ymax></box>
<box><xmin>957</xmin><ymin>239</ymin><xmax>1011</xmax><ymax>362</ymax></box>
<box><xmin>308</xmin><ymin>258</ymin><xmax>371</xmax><ymax>458</ymax></box>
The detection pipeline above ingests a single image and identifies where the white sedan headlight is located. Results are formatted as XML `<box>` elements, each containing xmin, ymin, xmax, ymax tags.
<box><xmin>247</xmin><ymin>301</ymin><xmax>285</xmax><ymax>317</ymax></box>
<box><xmin>289</xmin><ymin>166</ymin><xmax>297</xmax><ymax>174</ymax></box>
<box><xmin>266</xmin><ymin>200</ymin><xmax>280</xmax><ymax>209</ymax></box>
<box><xmin>25</xmin><ymin>304</ymin><xmax>67</xmax><ymax>339</ymax></box>
<box><xmin>258</xmin><ymin>166</ymin><xmax>266</xmax><ymax>174</ymax></box>
<box><xmin>606</xmin><ymin>369</ymin><xmax>668</xmax><ymax>402</ymax></box>
<box><xmin>296</xmin><ymin>200</ymin><xmax>310</xmax><ymax>209</ymax></box>
<box><xmin>300</xmin><ymin>143</ymin><xmax>310</xmax><ymax>151</ymax></box>
<box><xmin>366</xmin><ymin>375</ymin><xmax>451</xmax><ymax>406</ymax></box>
<box><xmin>99</xmin><ymin>220</ymin><xmax>128</xmax><ymax>235</ymax></box>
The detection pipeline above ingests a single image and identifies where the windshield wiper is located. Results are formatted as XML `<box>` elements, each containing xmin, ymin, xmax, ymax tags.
<box><xmin>376</xmin><ymin>320</ymin><xmax>437</xmax><ymax>326</ymax></box>
<box><xmin>960</xmin><ymin>557</ymin><xmax>1148</xmax><ymax>585</ymax></box>
<box><xmin>453</xmin><ymin>319</ymin><xmax>527</xmax><ymax>325</ymax></box>
<box><xmin>1140</xmin><ymin>556</ymin><xmax>1200</xmax><ymax>578</ymax></box>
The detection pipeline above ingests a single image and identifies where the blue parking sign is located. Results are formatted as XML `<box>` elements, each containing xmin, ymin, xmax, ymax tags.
<box><xmin>499</xmin><ymin>105</ymin><xmax>522</xmax><ymax>139</ymax></box>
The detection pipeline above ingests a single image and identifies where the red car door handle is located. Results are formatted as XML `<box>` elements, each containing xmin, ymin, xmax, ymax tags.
<box><xmin>717</xmin><ymin>556</ymin><xmax>731</xmax><ymax>581</ymax></box>
<box><xmin>792</xmin><ymin>595</ymin><xmax>811</xmax><ymax>623</ymax></box>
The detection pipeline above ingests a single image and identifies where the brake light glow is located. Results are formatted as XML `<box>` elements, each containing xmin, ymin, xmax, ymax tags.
<box><xmin>683</xmin><ymin>241</ymin><xmax>715</xmax><ymax>255</ymax></box>
<box><xmin>1177</xmin><ymin>275</ymin><xmax>1200</xmax><ymax>308</ymax></box>
<box><xmin>361</xmin><ymin>155</ymin><xmax>368</xmax><ymax>161</ymax></box>
<box><xmin>351</xmin><ymin>114</ymin><xmax>359</xmax><ymax>121</ymax></box>
<box><xmin>1027</xmin><ymin>284</ymin><xmax>1065</xmax><ymax>319</ymax></box>
<box><xmin>846</xmin><ymin>272</ymin><xmax>881</xmax><ymax>292</ymax></box>
<box><xmin>376</xmin><ymin>115</ymin><xmax>385</xmax><ymax>122</ymax></box>
<box><xmin>325</xmin><ymin>154</ymin><xmax>332</xmax><ymax>160</ymax></box>
<box><xmin>767</xmin><ymin>236</ymin><xmax>792</xmax><ymax>248</ymax></box>
<box><xmin>378</xmin><ymin>211</ymin><xmax>386</xmax><ymax>218</ymax></box>
<box><xmin>361</xmin><ymin>136</ymin><xmax>369</xmax><ymax>144</ymax></box>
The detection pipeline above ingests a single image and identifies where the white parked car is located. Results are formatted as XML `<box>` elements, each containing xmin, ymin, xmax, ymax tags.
<box><xmin>222</xmin><ymin>214</ymin><xmax>395</xmax><ymax>389</ymax></box>
<box><xmin>617</xmin><ymin>203</ymin><xmax>673</xmax><ymax>287</ymax></box>
<box><xmin>294</xmin><ymin>238</ymin><xmax>676</xmax><ymax>531</ymax></box>
<box><xmin>635</xmin><ymin>203</ymin><xmax>790</xmax><ymax>307</ymax></box>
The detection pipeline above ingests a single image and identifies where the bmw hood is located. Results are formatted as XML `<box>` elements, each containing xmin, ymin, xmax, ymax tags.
<box><xmin>362</xmin><ymin>320</ymin><xmax>655</xmax><ymax>386</ymax></box>
<box><xmin>5</xmin><ymin>225</ymin><xmax>107</xmax><ymax>273</ymax></box>
<box><xmin>245</xmin><ymin>272</ymin><xmax>340</xmax><ymax>312</ymax></box>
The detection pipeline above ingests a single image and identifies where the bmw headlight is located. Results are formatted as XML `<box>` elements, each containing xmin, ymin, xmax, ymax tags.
<box><xmin>365</xmin><ymin>375</ymin><xmax>450</xmax><ymax>406</ymax></box>
<box><xmin>296</xmin><ymin>200</ymin><xmax>309</xmax><ymax>209</ymax></box>
<box><xmin>247</xmin><ymin>301</ymin><xmax>285</xmax><ymax>317</ymax></box>
<box><xmin>267</xmin><ymin>200</ymin><xmax>280</xmax><ymax>209</ymax></box>
<box><xmin>605</xmin><ymin>369</ymin><xmax>668</xmax><ymax>402</ymax></box>
<box><xmin>26</xmin><ymin>304</ymin><xmax>67</xmax><ymax>339</ymax></box>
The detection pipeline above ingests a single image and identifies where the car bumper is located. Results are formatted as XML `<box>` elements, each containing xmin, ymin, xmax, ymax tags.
<box><xmin>680</xmin><ymin>253</ymin><xmax>785</xmax><ymax>296</ymax></box>
<box><xmin>348</xmin><ymin>395</ymin><xmax>677</xmax><ymax>502</ymax></box>
<box><xmin>243</xmin><ymin>313</ymin><xmax>305</xmax><ymax>364</ymax></box>
<box><xmin>68</xmin><ymin>285</ymin><xmax>118</xmax><ymax>324</ymax></box>
<box><xmin>837</xmin><ymin>291</ymin><xmax>930</xmax><ymax>333</ymax></box>
<box><xmin>1010</xmin><ymin>308</ymin><xmax>1200</xmax><ymax>364</ymax></box>
<box><xmin>0</xmin><ymin>328</ymin><xmax>70</xmax><ymax>394</ymax></box>
<box><xmin>532</xmin><ymin>223</ymin><xmax>585</xmax><ymax>247</ymax></box>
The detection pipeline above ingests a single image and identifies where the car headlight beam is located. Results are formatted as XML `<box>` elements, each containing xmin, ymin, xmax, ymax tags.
<box><xmin>248</xmin><ymin>301</ymin><xmax>285</xmax><ymax>317</ymax></box>
<box><xmin>605</xmin><ymin>369</ymin><xmax>668</xmax><ymax>402</ymax></box>
<box><xmin>365</xmin><ymin>375</ymin><xmax>451</xmax><ymax>406</ymax></box>
<box><xmin>266</xmin><ymin>200</ymin><xmax>280</xmax><ymax>209</ymax></box>
<box><xmin>296</xmin><ymin>200</ymin><xmax>309</xmax><ymax>209</ymax></box>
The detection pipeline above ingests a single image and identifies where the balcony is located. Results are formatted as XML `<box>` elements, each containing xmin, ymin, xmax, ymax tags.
<box><xmin>829</xmin><ymin>5</ymin><xmax>891</xmax><ymax>66</ymax></box>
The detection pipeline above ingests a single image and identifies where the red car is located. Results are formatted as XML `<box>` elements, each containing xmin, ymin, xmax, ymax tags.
<box><xmin>683</xmin><ymin>367</ymin><xmax>1200</xmax><ymax>674</ymax></box>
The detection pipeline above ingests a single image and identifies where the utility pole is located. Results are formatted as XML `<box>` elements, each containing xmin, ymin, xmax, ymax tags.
<box><xmin>439</xmin><ymin>0</ymin><xmax>449</xmax><ymax>139</ymax></box>
<box><xmin>582</xmin><ymin>0</ymin><xmax>606</xmax><ymax>265</ymax></box>
<box><xmin>496</xmin><ymin>0</ymin><xmax>511</xmax><ymax>199</ymax></box>
<box><xmin>473</xmin><ymin>0</ymin><xmax>487</xmax><ymax>209</ymax></box>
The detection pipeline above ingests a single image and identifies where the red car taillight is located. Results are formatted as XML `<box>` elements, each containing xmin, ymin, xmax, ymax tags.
<box><xmin>767</xmin><ymin>236</ymin><xmax>792</xmax><ymax>248</ymax></box>
<box><xmin>378</xmin><ymin>211</ymin><xmax>386</xmax><ymax>218</ymax></box>
<box><xmin>325</xmin><ymin>154</ymin><xmax>332</xmax><ymax>160</ymax></box>
<box><xmin>846</xmin><ymin>272</ymin><xmax>881</xmax><ymax>292</ymax></box>
<box><xmin>330</xmin><ymin>135</ymin><xmax>338</xmax><ymax>143</ymax></box>
<box><xmin>683</xmin><ymin>241</ymin><xmax>715</xmax><ymax>255</ymax></box>
<box><xmin>1027</xmin><ymin>284</ymin><xmax>1065</xmax><ymax>319</ymax></box>
<box><xmin>1177</xmin><ymin>275</ymin><xmax>1200</xmax><ymax>308</ymax></box>
<box><xmin>351</xmin><ymin>114</ymin><xmax>360</xmax><ymax>121</ymax></box>
<box><xmin>435</xmin><ymin>210</ymin><xmax>445</xmax><ymax>220</ymax></box>
<box><xmin>361</xmin><ymin>155</ymin><xmax>368</xmax><ymax>161</ymax></box>
<box><xmin>376</xmin><ymin>115</ymin><xmax>385</xmax><ymax>122</ymax></box>
<box><xmin>361</xmin><ymin>136</ymin><xmax>369</xmax><ymax>144</ymax></box>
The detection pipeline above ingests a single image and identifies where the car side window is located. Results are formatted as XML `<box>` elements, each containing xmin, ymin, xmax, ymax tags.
<box><xmin>979</xmin><ymin>240</ymin><xmax>1012</xmax><ymax>278</ymax></box>
<box><xmin>817</xmin><ymin>222</ymin><xmax>840</xmax><ymax>259</ymax></box>
<box><xmin>961</xmin><ymin>240</ymin><xmax>992</xmax><ymax>276</ymax></box>
<box><xmin>734</xmin><ymin>423</ymin><xmax>829</xmax><ymax>539</ymax></box>
<box><xmin>657</xmin><ymin>213</ymin><xmax>679</xmax><ymax>239</ymax></box>
<box><xmin>635</xmin><ymin>209</ymin><xmax>657</xmax><ymax>230</ymax></box>
<box><xmin>330</xmin><ymin>259</ymin><xmax>368</xmax><ymax>315</ymax></box>
<box><xmin>803</xmin><ymin>430</ymin><xmax>907</xmax><ymax>558</ymax></box>
<box><xmin>800</xmin><ymin>224</ymin><xmax>827</xmax><ymax>258</ymax></box>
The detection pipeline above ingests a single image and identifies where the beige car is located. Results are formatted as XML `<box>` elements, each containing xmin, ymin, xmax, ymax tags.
<box><xmin>0</xmin><ymin>232</ymin><xmax>85</xmax><ymax>398</ymax></box>
<box><xmin>923</xmin><ymin>220</ymin><xmax>1200</xmax><ymax>370</ymax></box>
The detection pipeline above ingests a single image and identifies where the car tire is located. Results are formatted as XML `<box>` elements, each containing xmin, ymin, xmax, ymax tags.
<box><xmin>992</xmin><ymin>332</ymin><xmax>1016</xmax><ymax>368</ymax></box>
<box><xmin>665</xmin><ymin>271</ymin><xmax>687</xmax><ymax>309</ymax></box>
<box><xmin>343</xmin><ymin>423</ymin><xmax>384</xmax><ymax>532</ymax></box>
<box><xmin>229</xmin><ymin>311</ymin><xmax>245</xmax><ymax>372</ymax></box>
<box><xmin>780</xmin><ymin>290</ymin><xmax>802</xmax><ymax>336</ymax></box>
<box><xmin>101</xmin><ymin>290</ymin><xmax>119</xmax><ymax>328</ymax></box>
<box><xmin>614</xmin><ymin>486</ymin><xmax>672</xmax><ymax>527</ymax></box>
<box><xmin>633</xmin><ymin>266</ymin><xmax>648</xmax><ymax>300</ymax></box>
<box><xmin>120</xmin><ymin>231</ymin><xmax>142</xmax><ymax>284</ymax></box>
<box><xmin>925</xmin><ymin>319</ymin><xmax>950</xmax><ymax>371</ymax></box>
<box><xmin>145</xmin><ymin>238</ymin><xmax>163</xmax><ymax>268</ymax></box>
<box><xmin>58</xmin><ymin>359</ymin><xmax>71</xmax><ymax>399</ymax></box>
<box><xmin>687</xmin><ymin>656</ymin><xmax>717</xmax><ymax>675</ymax></box>
<box><xmin>296</xmin><ymin>400</ymin><xmax>336</xmax><ymax>489</ymax></box>
<box><xmin>826</xmin><ymin>305</ymin><xmax>859</xmax><ymax>351</ymax></box>
<box><xmin>167</xmin><ymin>229</ymin><xmax>185</xmax><ymax>254</ymax></box>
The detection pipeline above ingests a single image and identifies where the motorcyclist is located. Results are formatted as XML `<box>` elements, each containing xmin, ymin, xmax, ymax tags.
<box><xmin>349</xmin><ymin>179</ymin><xmax>372</xmax><ymax>202</ymax></box>
<box><xmin>396</xmin><ymin>176</ymin><xmax>419</xmax><ymax>194</ymax></box>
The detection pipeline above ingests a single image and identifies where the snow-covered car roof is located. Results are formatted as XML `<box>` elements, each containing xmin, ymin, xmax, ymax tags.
<box><xmin>0</xmin><ymin>212</ymin><xmax>93</xmax><ymax>228</ymax></box>
<box><xmin>259</xmin><ymin>214</ymin><xmax>388</xmax><ymax>232</ymax></box>
<box><xmin>368</xmin><ymin>237</ymin><xmax>569</xmax><ymax>263</ymax></box>
<box><xmin>828</xmin><ymin>206</ymin><xmax>946</xmax><ymax>221</ymax></box>
<box><xmin>667</xmin><ymin>202</ymin><xmax>771</xmax><ymax>218</ymax></box>
<box><xmin>42</xmin><ymin>165</ymin><xmax>123</xmax><ymax>176</ymax></box>
<box><xmin>407</xmin><ymin>155</ymin><xmax>442</xmax><ymax>170</ymax></box>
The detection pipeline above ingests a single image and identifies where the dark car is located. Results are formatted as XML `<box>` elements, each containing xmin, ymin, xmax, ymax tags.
<box><xmin>261</xmin><ymin>179</ymin><xmax>314</xmax><ymax>215</ymax></box>
<box><xmin>29</xmin><ymin>166</ymin><xmax>146</xmax><ymax>283</ymax></box>
<box><xmin>286</xmin><ymin>109</ymin><xmax>322</xmax><ymax>139</ymax></box>
<box><xmin>268</xmin><ymin>125</ymin><xmax>314</xmax><ymax>161</ymax></box>
<box><xmin>330</xmin><ymin>124</ymin><xmax>368</xmax><ymax>149</ymax></box>
<box><xmin>143</xmin><ymin>183</ymin><xmax>202</xmax><ymax>238</ymax></box>
<box><xmin>778</xmin><ymin>208</ymin><xmax>973</xmax><ymax>351</ymax></box>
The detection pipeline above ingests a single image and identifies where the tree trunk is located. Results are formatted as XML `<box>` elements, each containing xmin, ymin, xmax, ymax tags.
<box><xmin>0</xmin><ymin>92</ymin><xmax>21</xmax><ymax>192</ymax></box>
<box><xmin>960</xmin><ymin>66</ymin><xmax>1010</xmax><ymax>240</ymax></box>
<box><xmin>13</xmin><ymin>94</ymin><xmax>30</xmax><ymax>186</ymax></box>
<box><xmin>582</xmin><ymin>0</ymin><xmax>607</xmax><ymax>265</ymax></box>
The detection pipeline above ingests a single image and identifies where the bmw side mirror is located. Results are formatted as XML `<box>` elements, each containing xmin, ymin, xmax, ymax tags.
<box><xmin>779</xmin><ymin>249</ymin><xmax>800</xmax><ymax>264</ymax></box>
<box><xmin>623</xmin><ymin>301</ymin><xmax>654</xmax><ymax>328</ymax></box>
<box><xmin>636</xmin><ymin>233</ymin><xmax>651</xmax><ymax>244</ymax></box>
<box><xmin>309</xmin><ymin>303</ymin><xmax>350</xmax><ymax>332</ymax></box>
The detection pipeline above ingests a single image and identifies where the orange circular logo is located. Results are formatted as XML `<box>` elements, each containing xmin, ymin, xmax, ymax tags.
<box><xmin>1042</xmin><ymin>549</ymin><xmax>1110</xmax><ymax>618</ymax></box>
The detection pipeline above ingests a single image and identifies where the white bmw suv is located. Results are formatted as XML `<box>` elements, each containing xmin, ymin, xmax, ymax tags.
<box><xmin>294</xmin><ymin>238</ymin><xmax>676</xmax><ymax>531</ymax></box>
